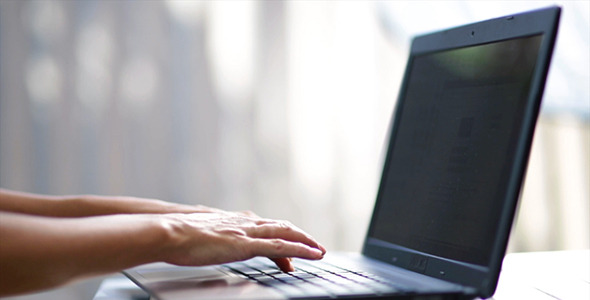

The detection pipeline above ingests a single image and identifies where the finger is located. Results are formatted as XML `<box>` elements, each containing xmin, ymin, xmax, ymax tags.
<box><xmin>246</xmin><ymin>221</ymin><xmax>325</xmax><ymax>254</ymax></box>
<box><xmin>247</xmin><ymin>238</ymin><xmax>324</xmax><ymax>260</ymax></box>
<box><xmin>270</xmin><ymin>257</ymin><xmax>294</xmax><ymax>272</ymax></box>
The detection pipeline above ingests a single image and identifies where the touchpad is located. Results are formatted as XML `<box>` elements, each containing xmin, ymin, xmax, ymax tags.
<box><xmin>137</xmin><ymin>265</ymin><xmax>231</xmax><ymax>282</ymax></box>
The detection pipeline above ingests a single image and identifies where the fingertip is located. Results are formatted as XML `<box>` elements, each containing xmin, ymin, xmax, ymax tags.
<box><xmin>271</xmin><ymin>257</ymin><xmax>295</xmax><ymax>272</ymax></box>
<box><xmin>311</xmin><ymin>247</ymin><xmax>324</xmax><ymax>259</ymax></box>
<box><xmin>285</xmin><ymin>261</ymin><xmax>295</xmax><ymax>272</ymax></box>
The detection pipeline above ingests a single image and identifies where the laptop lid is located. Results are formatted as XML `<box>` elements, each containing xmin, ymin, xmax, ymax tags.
<box><xmin>362</xmin><ymin>6</ymin><xmax>560</xmax><ymax>299</ymax></box>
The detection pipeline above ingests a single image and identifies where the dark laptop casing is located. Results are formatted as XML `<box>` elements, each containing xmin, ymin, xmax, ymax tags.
<box><xmin>363</xmin><ymin>6</ymin><xmax>561</xmax><ymax>299</ymax></box>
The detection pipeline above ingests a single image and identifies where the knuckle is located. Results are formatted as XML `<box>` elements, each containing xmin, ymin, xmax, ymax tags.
<box><xmin>241</xmin><ymin>210</ymin><xmax>257</xmax><ymax>217</ymax></box>
<box><xmin>278</xmin><ymin>220</ymin><xmax>293</xmax><ymax>230</ymax></box>
<box><xmin>255</xmin><ymin>218</ymin><xmax>271</xmax><ymax>225</ymax></box>
<box><xmin>221</xmin><ymin>228</ymin><xmax>247</xmax><ymax>236</ymax></box>
<box><xmin>270</xmin><ymin>238</ymin><xmax>285</xmax><ymax>251</ymax></box>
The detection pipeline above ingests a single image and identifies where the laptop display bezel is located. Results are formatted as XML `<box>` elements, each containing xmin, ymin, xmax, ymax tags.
<box><xmin>362</xmin><ymin>6</ymin><xmax>560</xmax><ymax>298</ymax></box>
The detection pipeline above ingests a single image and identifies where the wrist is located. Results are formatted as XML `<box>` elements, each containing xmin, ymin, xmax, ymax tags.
<box><xmin>67</xmin><ymin>214</ymin><xmax>178</xmax><ymax>276</ymax></box>
<box><xmin>151</xmin><ymin>214</ymin><xmax>189</xmax><ymax>263</ymax></box>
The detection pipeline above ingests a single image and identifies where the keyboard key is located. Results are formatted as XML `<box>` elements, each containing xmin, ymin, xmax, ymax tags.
<box><xmin>272</xmin><ymin>273</ymin><xmax>304</xmax><ymax>282</ymax></box>
<box><xmin>297</xmin><ymin>262</ymin><xmax>349</xmax><ymax>274</ymax></box>
<box><xmin>288</xmin><ymin>271</ymin><xmax>317</xmax><ymax>279</ymax></box>
<box><xmin>257</xmin><ymin>268</ymin><xmax>283</xmax><ymax>275</ymax></box>
<box><xmin>254</xmin><ymin>276</ymin><xmax>283</xmax><ymax>285</ymax></box>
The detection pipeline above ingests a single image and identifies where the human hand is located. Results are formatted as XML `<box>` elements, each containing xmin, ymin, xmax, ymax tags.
<box><xmin>158</xmin><ymin>213</ymin><xmax>326</xmax><ymax>272</ymax></box>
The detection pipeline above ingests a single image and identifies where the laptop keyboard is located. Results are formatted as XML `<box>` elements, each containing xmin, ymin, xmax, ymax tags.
<box><xmin>223</xmin><ymin>259</ymin><xmax>400</xmax><ymax>298</ymax></box>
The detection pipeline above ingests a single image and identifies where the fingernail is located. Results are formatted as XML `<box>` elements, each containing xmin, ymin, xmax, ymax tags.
<box><xmin>311</xmin><ymin>248</ymin><xmax>323</xmax><ymax>258</ymax></box>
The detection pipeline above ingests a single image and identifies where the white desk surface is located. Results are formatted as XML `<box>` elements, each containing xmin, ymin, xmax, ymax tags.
<box><xmin>93</xmin><ymin>250</ymin><xmax>590</xmax><ymax>300</ymax></box>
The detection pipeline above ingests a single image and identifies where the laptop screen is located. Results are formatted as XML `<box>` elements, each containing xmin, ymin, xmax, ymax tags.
<box><xmin>368</xmin><ymin>34</ymin><xmax>543</xmax><ymax>267</ymax></box>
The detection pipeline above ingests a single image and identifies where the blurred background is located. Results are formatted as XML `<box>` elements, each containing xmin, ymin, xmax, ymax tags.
<box><xmin>0</xmin><ymin>1</ymin><xmax>588</xmax><ymax>299</ymax></box>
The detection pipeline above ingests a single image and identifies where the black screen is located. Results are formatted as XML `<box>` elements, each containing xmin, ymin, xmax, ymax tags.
<box><xmin>369</xmin><ymin>35</ymin><xmax>543</xmax><ymax>266</ymax></box>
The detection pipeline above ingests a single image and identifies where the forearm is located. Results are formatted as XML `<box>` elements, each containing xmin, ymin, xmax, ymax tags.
<box><xmin>0</xmin><ymin>188</ymin><xmax>218</xmax><ymax>217</ymax></box>
<box><xmin>0</xmin><ymin>189</ymin><xmax>67</xmax><ymax>216</ymax></box>
<box><xmin>0</xmin><ymin>212</ymin><xmax>171</xmax><ymax>296</ymax></box>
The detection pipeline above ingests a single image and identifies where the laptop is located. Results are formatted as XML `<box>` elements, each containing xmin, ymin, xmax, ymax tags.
<box><xmin>124</xmin><ymin>6</ymin><xmax>561</xmax><ymax>300</ymax></box>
